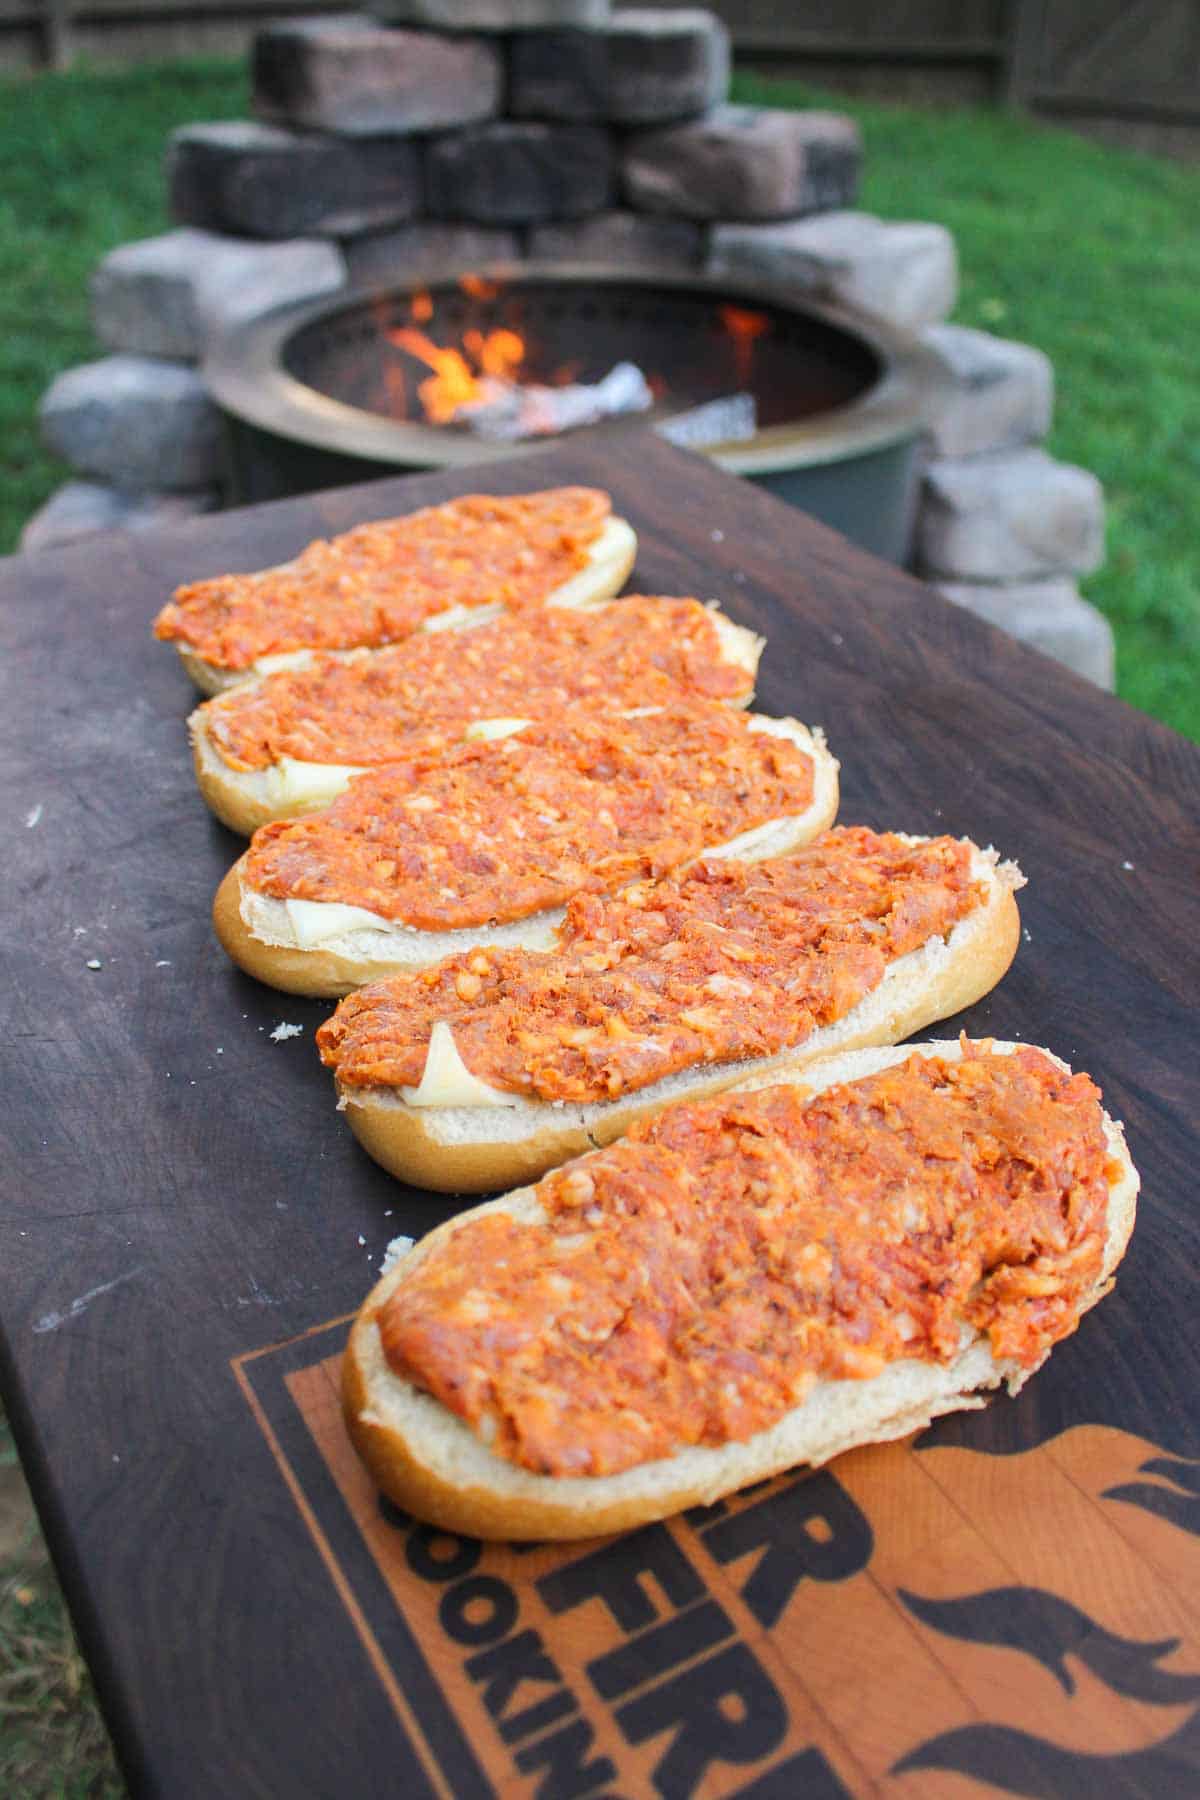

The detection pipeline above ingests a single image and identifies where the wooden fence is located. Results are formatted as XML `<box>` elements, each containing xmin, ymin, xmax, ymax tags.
<box><xmin>674</xmin><ymin>0</ymin><xmax>1200</xmax><ymax>153</ymax></box>
<box><xmin>0</xmin><ymin>0</ymin><xmax>333</xmax><ymax>72</ymax></box>
<box><xmin>4</xmin><ymin>0</ymin><xmax>1198</xmax><ymax>156</ymax></box>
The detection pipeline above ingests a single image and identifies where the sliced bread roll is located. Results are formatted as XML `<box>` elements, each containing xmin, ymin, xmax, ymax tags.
<box><xmin>154</xmin><ymin>489</ymin><xmax>636</xmax><ymax>694</ymax></box>
<box><xmin>213</xmin><ymin>707</ymin><xmax>839</xmax><ymax>998</ymax></box>
<box><xmin>323</xmin><ymin>832</ymin><xmax>1022</xmax><ymax>1193</ymax></box>
<box><xmin>344</xmin><ymin>1039</ymin><xmax>1138</xmax><ymax>1541</ymax></box>
<box><xmin>190</xmin><ymin>597</ymin><xmax>763</xmax><ymax>835</ymax></box>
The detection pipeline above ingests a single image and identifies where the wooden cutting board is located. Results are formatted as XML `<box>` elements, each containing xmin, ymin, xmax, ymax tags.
<box><xmin>2</xmin><ymin>429</ymin><xmax>1198</xmax><ymax>1798</ymax></box>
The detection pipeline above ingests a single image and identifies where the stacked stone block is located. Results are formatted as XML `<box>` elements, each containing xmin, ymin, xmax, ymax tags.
<box><xmin>916</xmin><ymin>325</ymin><xmax>1111</xmax><ymax>689</ymax></box>
<box><xmin>22</xmin><ymin>1</ymin><xmax>1112</xmax><ymax>688</ymax></box>
<box><xmin>708</xmin><ymin>213</ymin><xmax>958</xmax><ymax>337</ymax></box>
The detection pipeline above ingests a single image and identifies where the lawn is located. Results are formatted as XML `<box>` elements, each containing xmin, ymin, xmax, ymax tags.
<box><xmin>0</xmin><ymin>51</ymin><xmax>1198</xmax><ymax>1795</ymax></box>
<box><xmin>739</xmin><ymin>72</ymin><xmax>1200</xmax><ymax>742</ymax></box>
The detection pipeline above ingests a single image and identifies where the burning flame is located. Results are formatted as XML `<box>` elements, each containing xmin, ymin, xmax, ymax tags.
<box><xmin>719</xmin><ymin>304</ymin><xmax>769</xmax><ymax>385</ymax></box>
<box><xmin>384</xmin><ymin>279</ymin><xmax>535</xmax><ymax>424</ymax></box>
<box><xmin>383</xmin><ymin>274</ymin><xmax>664</xmax><ymax>432</ymax></box>
<box><xmin>388</xmin><ymin>320</ymin><xmax>528</xmax><ymax>424</ymax></box>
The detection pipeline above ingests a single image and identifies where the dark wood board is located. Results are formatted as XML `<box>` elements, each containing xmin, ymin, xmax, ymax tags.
<box><xmin>1</xmin><ymin>429</ymin><xmax>1198</xmax><ymax>1799</ymax></box>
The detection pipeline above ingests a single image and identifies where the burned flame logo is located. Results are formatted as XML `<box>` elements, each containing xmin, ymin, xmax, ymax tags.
<box><xmin>1105</xmin><ymin>1454</ymin><xmax>1200</xmax><ymax>1539</ymax></box>
<box><xmin>899</xmin><ymin>1585</ymin><xmax>1200</xmax><ymax>1706</ymax></box>
<box><xmin>893</xmin><ymin>1581</ymin><xmax>1200</xmax><ymax>1792</ymax></box>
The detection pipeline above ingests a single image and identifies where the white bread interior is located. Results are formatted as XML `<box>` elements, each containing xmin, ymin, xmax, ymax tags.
<box><xmin>175</xmin><ymin>515</ymin><xmax>638</xmax><ymax>695</ymax></box>
<box><xmin>342</xmin><ymin>1039</ymin><xmax>1139</xmax><ymax>1542</ymax></box>
<box><xmin>189</xmin><ymin>599</ymin><xmax>764</xmax><ymax>837</ymax></box>
<box><xmin>339</xmin><ymin>841</ymin><xmax>1022</xmax><ymax>1193</ymax></box>
<box><xmin>212</xmin><ymin>715</ymin><xmax>840</xmax><ymax>997</ymax></box>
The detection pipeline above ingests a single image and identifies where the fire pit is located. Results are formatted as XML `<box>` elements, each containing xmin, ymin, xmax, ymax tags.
<box><xmin>205</xmin><ymin>265</ymin><xmax>950</xmax><ymax>562</ymax></box>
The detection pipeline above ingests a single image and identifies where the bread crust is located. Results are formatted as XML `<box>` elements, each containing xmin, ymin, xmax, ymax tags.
<box><xmin>336</xmin><ymin>844</ymin><xmax>1022</xmax><ymax>1192</ymax></box>
<box><xmin>170</xmin><ymin>513</ymin><xmax>638</xmax><ymax>694</ymax></box>
<box><xmin>342</xmin><ymin>1040</ymin><xmax>1139</xmax><ymax>1540</ymax></box>
<box><xmin>189</xmin><ymin>600</ymin><xmax>763</xmax><ymax>837</ymax></box>
<box><xmin>211</xmin><ymin>718</ymin><xmax>840</xmax><ymax>997</ymax></box>
<box><xmin>190</xmin><ymin>721</ymin><xmax>324</xmax><ymax>837</ymax></box>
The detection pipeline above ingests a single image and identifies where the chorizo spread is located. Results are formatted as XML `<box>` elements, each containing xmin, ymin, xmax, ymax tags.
<box><xmin>378</xmin><ymin>1044</ymin><xmax>1113</xmax><ymax>1477</ymax></box>
<box><xmin>244</xmin><ymin>702</ymin><xmax>813</xmax><ymax>932</ymax></box>
<box><xmin>154</xmin><ymin>488</ymin><xmax>610</xmax><ymax>669</ymax></box>
<box><xmin>205</xmin><ymin>596</ymin><xmax>752</xmax><ymax>772</ymax></box>
<box><xmin>318</xmin><ymin>829</ymin><xmax>982</xmax><ymax>1101</ymax></box>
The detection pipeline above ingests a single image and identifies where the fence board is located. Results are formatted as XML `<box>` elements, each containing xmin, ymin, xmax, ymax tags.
<box><xmin>3</xmin><ymin>0</ymin><xmax>1197</xmax><ymax>153</ymax></box>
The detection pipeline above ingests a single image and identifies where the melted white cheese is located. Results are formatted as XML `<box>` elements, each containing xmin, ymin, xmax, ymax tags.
<box><xmin>402</xmin><ymin>1021</ymin><xmax>516</xmax><ymax>1108</ymax></box>
<box><xmin>264</xmin><ymin>758</ymin><xmax>368</xmax><ymax>808</ymax></box>
<box><xmin>284</xmin><ymin>898</ymin><xmax>396</xmax><ymax>948</ymax></box>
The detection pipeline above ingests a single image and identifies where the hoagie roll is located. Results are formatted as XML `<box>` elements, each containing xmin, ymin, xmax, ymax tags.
<box><xmin>214</xmin><ymin>702</ymin><xmax>839</xmax><ymax>997</ymax></box>
<box><xmin>191</xmin><ymin>595</ymin><xmax>762</xmax><ymax>834</ymax></box>
<box><xmin>344</xmin><ymin>1038</ymin><xmax>1138</xmax><ymax>1540</ymax></box>
<box><xmin>155</xmin><ymin>487</ymin><xmax>636</xmax><ymax>693</ymax></box>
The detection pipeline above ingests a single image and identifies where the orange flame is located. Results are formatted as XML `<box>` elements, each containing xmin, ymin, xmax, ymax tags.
<box><xmin>464</xmin><ymin>327</ymin><xmax>525</xmax><ymax>381</ymax></box>
<box><xmin>387</xmin><ymin>321</ymin><xmax>529</xmax><ymax>424</ymax></box>
<box><xmin>459</xmin><ymin>273</ymin><xmax>503</xmax><ymax>301</ymax></box>
<box><xmin>719</xmin><ymin>304</ymin><xmax>769</xmax><ymax>385</ymax></box>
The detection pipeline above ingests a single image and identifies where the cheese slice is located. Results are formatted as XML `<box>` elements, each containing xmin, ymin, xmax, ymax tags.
<box><xmin>284</xmin><ymin>898</ymin><xmax>392</xmax><ymax>947</ymax></box>
<box><xmin>264</xmin><ymin>757</ymin><xmax>369</xmax><ymax>809</ymax></box>
<box><xmin>402</xmin><ymin>1020</ymin><xmax>516</xmax><ymax>1108</ymax></box>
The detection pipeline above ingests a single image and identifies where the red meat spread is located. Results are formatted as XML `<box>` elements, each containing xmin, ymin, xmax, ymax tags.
<box><xmin>318</xmin><ymin>830</ymin><xmax>983</xmax><ymax>1102</ymax></box>
<box><xmin>244</xmin><ymin>703</ymin><xmax>813</xmax><ymax>932</ymax></box>
<box><xmin>205</xmin><ymin>596</ymin><xmax>751</xmax><ymax>772</ymax></box>
<box><xmin>378</xmin><ymin>1044</ymin><xmax>1115</xmax><ymax>1477</ymax></box>
<box><xmin>154</xmin><ymin>488</ymin><xmax>610</xmax><ymax>669</ymax></box>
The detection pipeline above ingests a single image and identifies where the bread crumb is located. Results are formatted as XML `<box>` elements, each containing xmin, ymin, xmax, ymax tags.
<box><xmin>155</xmin><ymin>959</ymin><xmax>172</xmax><ymax>968</ymax></box>
<box><xmin>381</xmin><ymin>1234</ymin><xmax>416</xmax><ymax>1274</ymax></box>
<box><xmin>25</xmin><ymin>803</ymin><xmax>43</xmax><ymax>828</ymax></box>
<box><xmin>357</xmin><ymin>1234</ymin><xmax>366</xmax><ymax>1247</ymax></box>
<box><xmin>1121</xmin><ymin>859</ymin><xmax>1135</xmax><ymax>871</ymax></box>
<box><xmin>270</xmin><ymin>1022</ymin><xmax>304</xmax><ymax>1042</ymax></box>
<box><xmin>86</xmin><ymin>958</ymin><xmax>102</xmax><ymax>970</ymax></box>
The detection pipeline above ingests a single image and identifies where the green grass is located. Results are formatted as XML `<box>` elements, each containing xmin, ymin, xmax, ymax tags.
<box><xmin>2</xmin><ymin>60</ymin><xmax>1198</xmax><ymax>737</ymax></box>
<box><xmin>0</xmin><ymin>1417</ymin><xmax>122</xmax><ymax>1795</ymax></box>
<box><xmin>0</xmin><ymin>58</ymin><xmax>249</xmax><ymax>544</ymax></box>
<box><xmin>735</xmin><ymin>73</ymin><xmax>1200</xmax><ymax>739</ymax></box>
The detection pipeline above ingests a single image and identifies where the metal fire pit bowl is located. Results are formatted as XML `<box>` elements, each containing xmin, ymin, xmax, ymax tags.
<box><xmin>205</xmin><ymin>264</ymin><xmax>951</xmax><ymax>563</ymax></box>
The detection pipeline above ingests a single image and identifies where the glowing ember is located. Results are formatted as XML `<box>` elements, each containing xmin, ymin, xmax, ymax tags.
<box><xmin>719</xmin><ymin>304</ymin><xmax>770</xmax><ymax>385</ymax></box>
